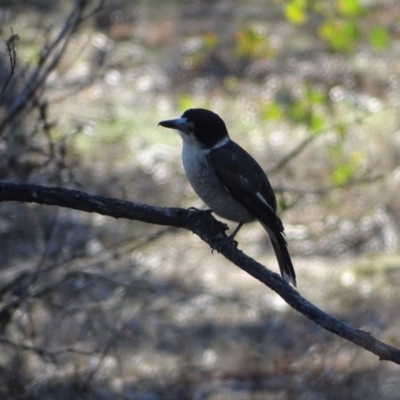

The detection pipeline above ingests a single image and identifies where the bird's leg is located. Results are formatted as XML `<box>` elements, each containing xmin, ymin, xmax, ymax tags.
<box><xmin>210</xmin><ymin>222</ymin><xmax>243</xmax><ymax>253</ymax></box>
<box><xmin>229</xmin><ymin>222</ymin><xmax>244</xmax><ymax>242</ymax></box>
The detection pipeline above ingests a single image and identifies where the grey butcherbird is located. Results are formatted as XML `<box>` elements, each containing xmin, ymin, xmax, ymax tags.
<box><xmin>158</xmin><ymin>108</ymin><xmax>296</xmax><ymax>286</ymax></box>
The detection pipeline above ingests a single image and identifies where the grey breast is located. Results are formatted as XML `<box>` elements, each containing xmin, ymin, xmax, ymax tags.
<box><xmin>181</xmin><ymin>143</ymin><xmax>254</xmax><ymax>223</ymax></box>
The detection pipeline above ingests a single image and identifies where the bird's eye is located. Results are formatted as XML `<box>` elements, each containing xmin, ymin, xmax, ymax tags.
<box><xmin>186</xmin><ymin>121</ymin><xmax>195</xmax><ymax>132</ymax></box>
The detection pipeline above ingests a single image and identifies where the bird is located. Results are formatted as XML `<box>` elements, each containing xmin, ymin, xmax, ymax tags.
<box><xmin>158</xmin><ymin>108</ymin><xmax>296</xmax><ymax>286</ymax></box>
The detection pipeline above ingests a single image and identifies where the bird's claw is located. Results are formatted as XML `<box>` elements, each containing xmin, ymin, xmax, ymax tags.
<box><xmin>210</xmin><ymin>234</ymin><xmax>238</xmax><ymax>254</ymax></box>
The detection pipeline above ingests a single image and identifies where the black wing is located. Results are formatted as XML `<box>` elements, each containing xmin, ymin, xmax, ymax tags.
<box><xmin>208</xmin><ymin>140</ymin><xmax>296</xmax><ymax>286</ymax></box>
<box><xmin>208</xmin><ymin>140</ymin><xmax>281</xmax><ymax>231</ymax></box>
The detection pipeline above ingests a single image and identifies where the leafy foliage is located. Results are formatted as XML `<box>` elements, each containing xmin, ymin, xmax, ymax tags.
<box><xmin>282</xmin><ymin>0</ymin><xmax>392</xmax><ymax>52</ymax></box>
<box><xmin>369</xmin><ymin>25</ymin><xmax>391</xmax><ymax>50</ymax></box>
<box><xmin>235</xmin><ymin>24</ymin><xmax>275</xmax><ymax>58</ymax></box>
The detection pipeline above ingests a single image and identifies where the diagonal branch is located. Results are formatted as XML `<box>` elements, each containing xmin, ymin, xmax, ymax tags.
<box><xmin>0</xmin><ymin>181</ymin><xmax>400</xmax><ymax>364</ymax></box>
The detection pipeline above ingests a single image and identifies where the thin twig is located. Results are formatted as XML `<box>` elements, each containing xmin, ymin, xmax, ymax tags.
<box><xmin>268</xmin><ymin>114</ymin><xmax>372</xmax><ymax>174</ymax></box>
<box><xmin>0</xmin><ymin>28</ymin><xmax>19</xmax><ymax>97</ymax></box>
<box><xmin>274</xmin><ymin>174</ymin><xmax>384</xmax><ymax>195</ymax></box>
<box><xmin>0</xmin><ymin>0</ymin><xmax>104</xmax><ymax>135</ymax></box>
<box><xmin>0</xmin><ymin>335</ymin><xmax>97</xmax><ymax>363</ymax></box>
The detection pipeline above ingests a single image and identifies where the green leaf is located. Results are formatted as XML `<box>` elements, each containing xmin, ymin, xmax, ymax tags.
<box><xmin>369</xmin><ymin>26</ymin><xmax>390</xmax><ymax>50</ymax></box>
<box><xmin>178</xmin><ymin>95</ymin><xmax>196</xmax><ymax>111</ymax></box>
<box><xmin>331</xmin><ymin>164</ymin><xmax>354</xmax><ymax>187</ymax></box>
<box><xmin>310</xmin><ymin>114</ymin><xmax>326</xmax><ymax>133</ymax></box>
<box><xmin>288</xmin><ymin>100</ymin><xmax>309</xmax><ymax>123</ymax></box>
<box><xmin>235</xmin><ymin>25</ymin><xmax>272</xmax><ymax>58</ymax></box>
<box><xmin>308</xmin><ymin>88</ymin><xmax>326</xmax><ymax>105</ymax></box>
<box><xmin>330</xmin><ymin>151</ymin><xmax>364</xmax><ymax>187</ymax></box>
<box><xmin>285</xmin><ymin>0</ymin><xmax>308</xmax><ymax>25</ymax></box>
<box><xmin>319</xmin><ymin>19</ymin><xmax>360</xmax><ymax>52</ymax></box>
<box><xmin>337</xmin><ymin>0</ymin><xmax>364</xmax><ymax>17</ymax></box>
<box><xmin>262</xmin><ymin>102</ymin><xmax>284</xmax><ymax>120</ymax></box>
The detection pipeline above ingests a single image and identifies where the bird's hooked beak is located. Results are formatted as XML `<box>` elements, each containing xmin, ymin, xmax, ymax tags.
<box><xmin>158</xmin><ymin>117</ymin><xmax>188</xmax><ymax>132</ymax></box>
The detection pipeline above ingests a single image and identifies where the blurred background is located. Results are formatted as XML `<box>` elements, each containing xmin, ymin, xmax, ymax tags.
<box><xmin>1</xmin><ymin>0</ymin><xmax>400</xmax><ymax>398</ymax></box>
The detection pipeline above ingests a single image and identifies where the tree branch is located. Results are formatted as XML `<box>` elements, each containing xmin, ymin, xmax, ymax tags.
<box><xmin>1</xmin><ymin>181</ymin><xmax>399</xmax><ymax>364</ymax></box>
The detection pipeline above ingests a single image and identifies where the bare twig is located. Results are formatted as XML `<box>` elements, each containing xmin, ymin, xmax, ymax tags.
<box><xmin>0</xmin><ymin>0</ymin><xmax>104</xmax><ymax>135</ymax></box>
<box><xmin>268</xmin><ymin>114</ymin><xmax>372</xmax><ymax>174</ymax></box>
<box><xmin>0</xmin><ymin>181</ymin><xmax>399</xmax><ymax>364</ymax></box>
<box><xmin>269</xmin><ymin>134</ymin><xmax>317</xmax><ymax>174</ymax></box>
<box><xmin>0</xmin><ymin>28</ymin><xmax>19</xmax><ymax>97</ymax></box>
<box><xmin>0</xmin><ymin>335</ymin><xmax>97</xmax><ymax>363</ymax></box>
<box><xmin>274</xmin><ymin>173</ymin><xmax>384</xmax><ymax>195</ymax></box>
<box><xmin>83</xmin><ymin>320</ymin><xmax>124</xmax><ymax>385</ymax></box>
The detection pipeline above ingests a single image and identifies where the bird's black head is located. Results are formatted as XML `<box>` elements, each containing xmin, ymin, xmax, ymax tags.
<box><xmin>159</xmin><ymin>108</ymin><xmax>229</xmax><ymax>149</ymax></box>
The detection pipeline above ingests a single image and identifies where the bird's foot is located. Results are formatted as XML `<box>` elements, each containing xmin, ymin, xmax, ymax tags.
<box><xmin>210</xmin><ymin>233</ymin><xmax>238</xmax><ymax>254</ymax></box>
<box><xmin>186</xmin><ymin>207</ymin><xmax>234</xmax><ymax>252</ymax></box>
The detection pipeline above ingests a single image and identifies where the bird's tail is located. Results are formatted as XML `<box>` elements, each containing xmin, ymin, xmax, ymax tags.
<box><xmin>261</xmin><ymin>223</ymin><xmax>297</xmax><ymax>287</ymax></box>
